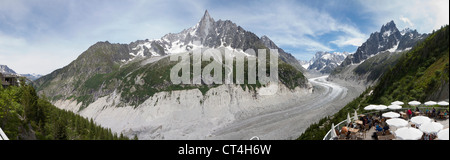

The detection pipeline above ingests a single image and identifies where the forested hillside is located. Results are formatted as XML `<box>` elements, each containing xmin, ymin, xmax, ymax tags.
<box><xmin>298</xmin><ymin>25</ymin><xmax>449</xmax><ymax>140</ymax></box>
<box><xmin>0</xmin><ymin>79</ymin><xmax>133</xmax><ymax>140</ymax></box>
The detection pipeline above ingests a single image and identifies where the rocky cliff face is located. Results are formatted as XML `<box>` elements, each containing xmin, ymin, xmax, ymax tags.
<box><xmin>340</xmin><ymin>21</ymin><xmax>427</xmax><ymax>67</ymax></box>
<box><xmin>329</xmin><ymin>21</ymin><xmax>428</xmax><ymax>86</ymax></box>
<box><xmin>260</xmin><ymin>35</ymin><xmax>306</xmax><ymax>72</ymax></box>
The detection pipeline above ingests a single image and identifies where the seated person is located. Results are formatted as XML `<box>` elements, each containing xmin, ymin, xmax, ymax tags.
<box><xmin>376</xmin><ymin>124</ymin><xmax>383</xmax><ymax>132</ymax></box>
<box><xmin>383</xmin><ymin>125</ymin><xmax>390</xmax><ymax>132</ymax></box>
<box><xmin>348</xmin><ymin>122</ymin><xmax>354</xmax><ymax>128</ymax></box>
<box><xmin>341</xmin><ymin>127</ymin><xmax>348</xmax><ymax>134</ymax></box>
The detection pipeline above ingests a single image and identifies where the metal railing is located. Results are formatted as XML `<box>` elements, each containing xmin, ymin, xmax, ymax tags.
<box><xmin>0</xmin><ymin>127</ymin><xmax>8</xmax><ymax>140</ymax></box>
<box><xmin>323</xmin><ymin>106</ymin><xmax>449</xmax><ymax>140</ymax></box>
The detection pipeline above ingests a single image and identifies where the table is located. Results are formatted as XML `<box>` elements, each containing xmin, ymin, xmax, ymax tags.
<box><xmin>400</xmin><ymin>112</ymin><xmax>407</xmax><ymax>119</ymax></box>
<box><xmin>355</xmin><ymin>120</ymin><xmax>363</xmax><ymax>125</ymax></box>
<box><xmin>349</xmin><ymin>128</ymin><xmax>359</xmax><ymax>133</ymax></box>
<box><xmin>415</xmin><ymin>112</ymin><xmax>420</xmax><ymax>116</ymax></box>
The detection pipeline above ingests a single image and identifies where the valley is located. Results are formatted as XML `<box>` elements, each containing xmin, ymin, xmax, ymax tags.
<box><xmin>2</xmin><ymin>2</ymin><xmax>447</xmax><ymax>142</ymax></box>
<box><xmin>207</xmin><ymin>75</ymin><xmax>365</xmax><ymax>140</ymax></box>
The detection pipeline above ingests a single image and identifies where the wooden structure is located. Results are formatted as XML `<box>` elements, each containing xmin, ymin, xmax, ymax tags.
<box><xmin>0</xmin><ymin>72</ymin><xmax>19</xmax><ymax>88</ymax></box>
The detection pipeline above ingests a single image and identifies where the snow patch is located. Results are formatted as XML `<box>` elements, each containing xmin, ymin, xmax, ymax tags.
<box><xmin>387</xmin><ymin>42</ymin><xmax>399</xmax><ymax>52</ymax></box>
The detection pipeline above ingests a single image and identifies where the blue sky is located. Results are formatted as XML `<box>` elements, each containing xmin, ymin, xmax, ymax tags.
<box><xmin>0</xmin><ymin>0</ymin><xmax>448</xmax><ymax>75</ymax></box>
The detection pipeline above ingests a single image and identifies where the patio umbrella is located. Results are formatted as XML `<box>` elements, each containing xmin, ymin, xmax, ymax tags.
<box><xmin>437</xmin><ymin>101</ymin><xmax>449</xmax><ymax>106</ymax></box>
<box><xmin>388</xmin><ymin>104</ymin><xmax>402</xmax><ymax>110</ymax></box>
<box><xmin>410</xmin><ymin>116</ymin><xmax>432</xmax><ymax>126</ymax></box>
<box><xmin>364</xmin><ymin>105</ymin><xmax>378</xmax><ymax>110</ymax></box>
<box><xmin>382</xmin><ymin>111</ymin><xmax>400</xmax><ymax>118</ymax></box>
<box><xmin>353</xmin><ymin>110</ymin><xmax>358</xmax><ymax>121</ymax></box>
<box><xmin>437</xmin><ymin>128</ymin><xmax>449</xmax><ymax>140</ymax></box>
<box><xmin>347</xmin><ymin>113</ymin><xmax>351</xmax><ymax>124</ymax></box>
<box><xmin>419</xmin><ymin>122</ymin><xmax>443</xmax><ymax>134</ymax></box>
<box><xmin>391</xmin><ymin>101</ymin><xmax>404</xmax><ymax>105</ymax></box>
<box><xmin>395</xmin><ymin>127</ymin><xmax>423</xmax><ymax>140</ymax></box>
<box><xmin>375</xmin><ymin>105</ymin><xmax>388</xmax><ymax>111</ymax></box>
<box><xmin>408</xmin><ymin>101</ymin><xmax>421</xmax><ymax>106</ymax></box>
<box><xmin>386</xmin><ymin>118</ymin><xmax>408</xmax><ymax>127</ymax></box>
<box><xmin>424</xmin><ymin>101</ymin><xmax>437</xmax><ymax>106</ymax></box>
<box><xmin>331</xmin><ymin>123</ymin><xmax>338</xmax><ymax>139</ymax></box>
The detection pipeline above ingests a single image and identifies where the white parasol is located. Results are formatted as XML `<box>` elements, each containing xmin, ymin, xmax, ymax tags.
<box><xmin>353</xmin><ymin>110</ymin><xmax>358</xmax><ymax>121</ymax></box>
<box><xmin>424</xmin><ymin>101</ymin><xmax>437</xmax><ymax>106</ymax></box>
<box><xmin>375</xmin><ymin>105</ymin><xmax>388</xmax><ymax>111</ymax></box>
<box><xmin>410</xmin><ymin>116</ymin><xmax>432</xmax><ymax>127</ymax></box>
<box><xmin>408</xmin><ymin>101</ymin><xmax>421</xmax><ymax>106</ymax></box>
<box><xmin>437</xmin><ymin>101</ymin><xmax>449</xmax><ymax>106</ymax></box>
<box><xmin>437</xmin><ymin>128</ymin><xmax>449</xmax><ymax>140</ymax></box>
<box><xmin>364</xmin><ymin>105</ymin><xmax>378</xmax><ymax>110</ymax></box>
<box><xmin>419</xmin><ymin>122</ymin><xmax>443</xmax><ymax>134</ymax></box>
<box><xmin>391</xmin><ymin>101</ymin><xmax>404</xmax><ymax>105</ymax></box>
<box><xmin>347</xmin><ymin>113</ymin><xmax>351</xmax><ymax>124</ymax></box>
<box><xmin>395</xmin><ymin>127</ymin><xmax>423</xmax><ymax>140</ymax></box>
<box><xmin>331</xmin><ymin>123</ymin><xmax>338</xmax><ymax>139</ymax></box>
<box><xmin>388</xmin><ymin>104</ymin><xmax>402</xmax><ymax>110</ymax></box>
<box><xmin>386</xmin><ymin>118</ymin><xmax>408</xmax><ymax>127</ymax></box>
<box><xmin>382</xmin><ymin>111</ymin><xmax>401</xmax><ymax>118</ymax></box>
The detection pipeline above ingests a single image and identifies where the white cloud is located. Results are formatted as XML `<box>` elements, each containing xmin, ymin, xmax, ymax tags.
<box><xmin>215</xmin><ymin>0</ymin><xmax>366</xmax><ymax>53</ymax></box>
<box><xmin>330</xmin><ymin>36</ymin><xmax>366</xmax><ymax>48</ymax></box>
<box><xmin>272</xmin><ymin>34</ymin><xmax>334</xmax><ymax>52</ymax></box>
<box><xmin>400</xmin><ymin>16</ymin><xmax>414</xmax><ymax>27</ymax></box>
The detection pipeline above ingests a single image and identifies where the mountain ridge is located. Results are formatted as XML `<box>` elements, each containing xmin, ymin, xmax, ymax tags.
<box><xmin>329</xmin><ymin>20</ymin><xmax>428</xmax><ymax>85</ymax></box>
<box><xmin>34</xmin><ymin>10</ymin><xmax>310</xmax><ymax>108</ymax></box>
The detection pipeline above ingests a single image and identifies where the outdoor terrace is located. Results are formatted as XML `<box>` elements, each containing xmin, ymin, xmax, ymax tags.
<box><xmin>324</xmin><ymin>101</ymin><xmax>449</xmax><ymax>140</ymax></box>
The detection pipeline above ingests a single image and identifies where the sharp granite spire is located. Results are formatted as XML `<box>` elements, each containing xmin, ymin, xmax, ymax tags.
<box><xmin>197</xmin><ymin>10</ymin><xmax>215</xmax><ymax>39</ymax></box>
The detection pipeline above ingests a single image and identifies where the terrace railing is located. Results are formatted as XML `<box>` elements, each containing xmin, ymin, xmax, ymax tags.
<box><xmin>0</xmin><ymin>127</ymin><xmax>8</xmax><ymax>140</ymax></box>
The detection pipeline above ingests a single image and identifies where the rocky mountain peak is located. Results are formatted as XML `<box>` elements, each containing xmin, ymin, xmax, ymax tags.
<box><xmin>306</xmin><ymin>51</ymin><xmax>350</xmax><ymax>74</ymax></box>
<box><xmin>196</xmin><ymin>10</ymin><xmax>215</xmax><ymax>39</ymax></box>
<box><xmin>381</xmin><ymin>20</ymin><xmax>397</xmax><ymax>31</ymax></box>
<box><xmin>0</xmin><ymin>65</ymin><xmax>17</xmax><ymax>75</ymax></box>
<box><xmin>338</xmin><ymin>20</ymin><xmax>427</xmax><ymax>67</ymax></box>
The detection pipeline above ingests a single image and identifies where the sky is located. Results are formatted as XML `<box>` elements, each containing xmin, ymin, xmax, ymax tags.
<box><xmin>0</xmin><ymin>0</ymin><xmax>448</xmax><ymax>75</ymax></box>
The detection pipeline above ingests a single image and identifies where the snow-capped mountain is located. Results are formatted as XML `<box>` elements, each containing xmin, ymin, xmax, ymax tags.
<box><xmin>34</xmin><ymin>10</ymin><xmax>309</xmax><ymax>105</ymax></box>
<box><xmin>127</xmin><ymin>10</ymin><xmax>304</xmax><ymax>71</ymax></box>
<box><xmin>298</xmin><ymin>60</ymin><xmax>311</xmax><ymax>69</ymax></box>
<box><xmin>128</xmin><ymin>10</ymin><xmax>260</xmax><ymax>57</ymax></box>
<box><xmin>340</xmin><ymin>20</ymin><xmax>427</xmax><ymax>67</ymax></box>
<box><xmin>0</xmin><ymin>64</ymin><xmax>43</xmax><ymax>81</ymax></box>
<box><xmin>306</xmin><ymin>51</ymin><xmax>350</xmax><ymax>74</ymax></box>
<box><xmin>0</xmin><ymin>65</ymin><xmax>17</xmax><ymax>75</ymax></box>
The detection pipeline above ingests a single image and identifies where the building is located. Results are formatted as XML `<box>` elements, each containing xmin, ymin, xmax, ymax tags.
<box><xmin>0</xmin><ymin>72</ymin><xmax>19</xmax><ymax>88</ymax></box>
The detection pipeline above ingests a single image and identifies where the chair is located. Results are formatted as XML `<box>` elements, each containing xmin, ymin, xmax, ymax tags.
<box><xmin>338</xmin><ymin>134</ymin><xmax>347</xmax><ymax>140</ymax></box>
<box><xmin>357</xmin><ymin>132</ymin><xmax>365</xmax><ymax>139</ymax></box>
<box><xmin>378</xmin><ymin>136</ymin><xmax>386</xmax><ymax>140</ymax></box>
<box><xmin>376</xmin><ymin>131</ymin><xmax>383</xmax><ymax>137</ymax></box>
<box><xmin>384</xmin><ymin>130</ymin><xmax>391</xmax><ymax>135</ymax></box>
<box><xmin>364</xmin><ymin>124</ymin><xmax>370</xmax><ymax>131</ymax></box>
<box><xmin>350</xmin><ymin>132</ymin><xmax>357</xmax><ymax>140</ymax></box>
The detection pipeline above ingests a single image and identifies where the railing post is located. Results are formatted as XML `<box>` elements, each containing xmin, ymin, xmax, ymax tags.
<box><xmin>0</xmin><ymin>127</ymin><xmax>8</xmax><ymax>140</ymax></box>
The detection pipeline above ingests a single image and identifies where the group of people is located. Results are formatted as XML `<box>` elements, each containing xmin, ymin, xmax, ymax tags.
<box><xmin>335</xmin><ymin>106</ymin><xmax>449</xmax><ymax>140</ymax></box>
<box><xmin>410</xmin><ymin>107</ymin><xmax>449</xmax><ymax>119</ymax></box>
<box><xmin>359</xmin><ymin>114</ymin><xmax>386</xmax><ymax>131</ymax></box>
